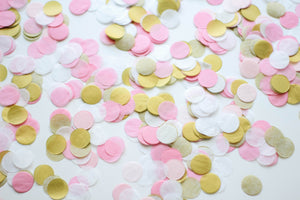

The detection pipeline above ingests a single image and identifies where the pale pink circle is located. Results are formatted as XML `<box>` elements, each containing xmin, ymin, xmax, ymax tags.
<box><xmin>151</xmin><ymin>144</ymin><xmax>171</xmax><ymax>161</ymax></box>
<box><xmin>170</xmin><ymin>41</ymin><xmax>190</xmax><ymax>59</ymax></box>
<box><xmin>95</xmin><ymin>68</ymin><xmax>118</xmax><ymax>88</ymax></box>
<box><xmin>48</xmin><ymin>23</ymin><xmax>69</xmax><ymax>41</ymax></box>
<box><xmin>277</xmin><ymin>65</ymin><xmax>296</xmax><ymax>81</ymax></box>
<box><xmin>66</xmin><ymin>79</ymin><xmax>84</xmax><ymax>99</ymax></box>
<box><xmin>48</xmin><ymin>13</ymin><xmax>64</xmax><ymax>27</ymax></box>
<box><xmin>252</xmin><ymin>120</ymin><xmax>271</xmax><ymax>132</ymax></box>
<box><xmin>50</xmin><ymin>86</ymin><xmax>73</xmax><ymax>107</ymax></box>
<box><xmin>63</xmin><ymin>140</ymin><xmax>76</xmax><ymax>160</ymax></box>
<box><xmin>81</xmin><ymin>39</ymin><xmax>99</xmax><ymax>56</ymax></box>
<box><xmin>69</xmin><ymin>0</ymin><xmax>91</xmax><ymax>15</ymax></box>
<box><xmin>236</xmin><ymin>83</ymin><xmax>257</xmax><ymax>102</ymax></box>
<box><xmin>141</xmin><ymin>126</ymin><xmax>159</xmax><ymax>145</ymax></box>
<box><xmin>259</xmin><ymin>58</ymin><xmax>278</xmax><ymax>76</ymax></box>
<box><xmin>103</xmin><ymin>101</ymin><xmax>121</xmax><ymax>122</ymax></box>
<box><xmin>26</xmin><ymin>2</ymin><xmax>43</xmax><ymax>18</ymax></box>
<box><xmin>0</xmin><ymin>10</ymin><xmax>16</xmax><ymax>27</ymax></box>
<box><xmin>131</xmin><ymin>34</ymin><xmax>151</xmax><ymax>54</ymax></box>
<box><xmin>207</xmin><ymin>0</ymin><xmax>223</xmax><ymax>5</ymax></box>
<box><xmin>70</xmin><ymin>60</ymin><xmax>90</xmax><ymax>79</ymax></box>
<box><xmin>154</xmin><ymin>61</ymin><xmax>173</xmax><ymax>78</ymax></box>
<box><xmin>73</xmin><ymin>110</ymin><xmax>94</xmax><ymax>129</ymax></box>
<box><xmin>151</xmin><ymin>180</ymin><xmax>164</xmax><ymax>196</ymax></box>
<box><xmin>198</xmin><ymin>69</ymin><xmax>218</xmax><ymax>87</ymax></box>
<box><xmin>0</xmin><ymin>85</ymin><xmax>20</xmax><ymax>106</ymax></box>
<box><xmin>12</xmin><ymin>171</ymin><xmax>34</xmax><ymax>193</ymax></box>
<box><xmin>296</xmin><ymin>4</ymin><xmax>300</xmax><ymax>18</ymax></box>
<box><xmin>24</xmin><ymin>18</ymin><xmax>42</xmax><ymax>35</ymax></box>
<box><xmin>79</xmin><ymin>151</ymin><xmax>99</xmax><ymax>168</ymax></box>
<box><xmin>137</xmin><ymin>127</ymin><xmax>149</xmax><ymax>145</ymax></box>
<box><xmin>37</xmin><ymin>37</ymin><xmax>57</xmax><ymax>55</ymax></box>
<box><xmin>239</xmin><ymin>58</ymin><xmax>260</xmax><ymax>79</ymax></box>
<box><xmin>27</xmin><ymin>42</ymin><xmax>43</xmax><ymax>59</ymax></box>
<box><xmin>246</xmin><ymin>127</ymin><xmax>265</xmax><ymax>147</ymax></box>
<box><xmin>165</xmin><ymin>159</ymin><xmax>185</xmax><ymax>180</ymax></box>
<box><xmin>104</xmin><ymin>137</ymin><xmax>125</xmax><ymax>156</ymax></box>
<box><xmin>112</xmin><ymin>184</ymin><xmax>132</xmax><ymax>200</ymax></box>
<box><xmin>257</xmin><ymin>154</ymin><xmax>277</xmax><ymax>166</ymax></box>
<box><xmin>123</xmin><ymin>0</ymin><xmax>138</xmax><ymax>5</ymax></box>
<box><xmin>268</xmin><ymin>93</ymin><xmax>288</xmax><ymax>107</ymax></box>
<box><xmin>122</xmin><ymin>161</ymin><xmax>143</xmax><ymax>183</ymax></box>
<box><xmin>259</xmin><ymin>76</ymin><xmax>277</xmax><ymax>95</ymax></box>
<box><xmin>97</xmin><ymin>144</ymin><xmax>122</xmax><ymax>163</ymax></box>
<box><xmin>194</xmin><ymin>11</ymin><xmax>213</xmax><ymax>28</ymax></box>
<box><xmin>265</xmin><ymin>23</ymin><xmax>283</xmax><ymax>42</ymax></box>
<box><xmin>99</xmin><ymin>30</ymin><xmax>115</xmax><ymax>45</ymax></box>
<box><xmin>0</xmin><ymin>0</ymin><xmax>11</xmax><ymax>11</ymax></box>
<box><xmin>124</xmin><ymin>118</ymin><xmax>142</xmax><ymax>138</ymax></box>
<box><xmin>149</xmin><ymin>24</ymin><xmax>169</xmax><ymax>44</ymax></box>
<box><xmin>7</xmin><ymin>0</ymin><xmax>27</xmax><ymax>9</ymax></box>
<box><xmin>280</xmin><ymin>12</ymin><xmax>299</xmax><ymax>29</ymax></box>
<box><xmin>50</xmin><ymin>108</ymin><xmax>72</xmax><ymax>120</ymax></box>
<box><xmin>158</xmin><ymin>101</ymin><xmax>178</xmax><ymax>121</ymax></box>
<box><xmin>238</xmin><ymin>142</ymin><xmax>260</xmax><ymax>161</ymax></box>
<box><xmin>161</xmin><ymin>149</ymin><xmax>182</xmax><ymax>163</ymax></box>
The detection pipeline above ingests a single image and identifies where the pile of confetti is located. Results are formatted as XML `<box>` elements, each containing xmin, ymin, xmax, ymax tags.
<box><xmin>0</xmin><ymin>0</ymin><xmax>299</xmax><ymax>200</ymax></box>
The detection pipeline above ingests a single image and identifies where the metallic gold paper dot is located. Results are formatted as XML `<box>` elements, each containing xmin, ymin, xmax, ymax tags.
<box><xmin>46</xmin><ymin>135</ymin><xmax>66</xmax><ymax>155</ymax></box>
<box><xmin>158</xmin><ymin>92</ymin><xmax>175</xmax><ymax>103</ymax></box>
<box><xmin>15</xmin><ymin>125</ymin><xmax>36</xmax><ymax>145</ymax></box>
<box><xmin>182</xmin><ymin>122</ymin><xmax>200</xmax><ymax>142</ymax></box>
<box><xmin>190</xmin><ymin>154</ymin><xmax>211</xmax><ymax>175</ymax></box>
<box><xmin>270</xmin><ymin>74</ymin><xmax>290</xmax><ymax>93</ymax></box>
<box><xmin>70</xmin><ymin>128</ymin><xmax>90</xmax><ymax>149</ymax></box>
<box><xmin>7</xmin><ymin>105</ymin><xmax>28</xmax><ymax>125</ymax></box>
<box><xmin>240</xmin><ymin>4</ymin><xmax>261</xmax><ymax>21</ymax></box>
<box><xmin>290</xmin><ymin>48</ymin><xmax>300</xmax><ymax>63</ymax></box>
<box><xmin>182</xmin><ymin>62</ymin><xmax>201</xmax><ymax>76</ymax></box>
<box><xmin>133</xmin><ymin>93</ymin><xmax>149</xmax><ymax>113</ymax></box>
<box><xmin>110</xmin><ymin>87</ymin><xmax>131</xmax><ymax>105</ymax></box>
<box><xmin>122</xmin><ymin>68</ymin><xmax>131</xmax><ymax>86</ymax></box>
<box><xmin>47</xmin><ymin>178</ymin><xmax>68</xmax><ymax>200</ymax></box>
<box><xmin>147</xmin><ymin>96</ymin><xmax>165</xmax><ymax>115</ymax></box>
<box><xmin>223</xmin><ymin>126</ymin><xmax>245</xmax><ymax>144</ymax></box>
<box><xmin>105</xmin><ymin>24</ymin><xmax>125</xmax><ymax>40</ymax></box>
<box><xmin>12</xmin><ymin>74</ymin><xmax>32</xmax><ymax>88</ymax></box>
<box><xmin>81</xmin><ymin>85</ymin><xmax>102</xmax><ymax>105</ymax></box>
<box><xmin>288</xmin><ymin>84</ymin><xmax>300</xmax><ymax>104</ymax></box>
<box><xmin>253</xmin><ymin>40</ymin><xmax>273</xmax><ymax>59</ymax></box>
<box><xmin>141</xmin><ymin>14</ymin><xmax>161</xmax><ymax>32</ymax></box>
<box><xmin>137</xmin><ymin>74</ymin><xmax>159</xmax><ymax>89</ymax></box>
<box><xmin>26</xmin><ymin>82</ymin><xmax>42</xmax><ymax>102</ymax></box>
<box><xmin>231</xmin><ymin>79</ymin><xmax>248</xmax><ymax>95</ymax></box>
<box><xmin>206</xmin><ymin>20</ymin><xmax>226</xmax><ymax>37</ymax></box>
<box><xmin>34</xmin><ymin>165</ymin><xmax>54</xmax><ymax>185</ymax></box>
<box><xmin>0</xmin><ymin>65</ymin><xmax>7</xmax><ymax>82</ymax></box>
<box><xmin>200</xmin><ymin>173</ymin><xmax>221</xmax><ymax>194</ymax></box>
<box><xmin>43</xmin><ymin>1</ymin><xmax>62</xmax><ymax>17</ymax></box>
<box><xmin>128</xmin><ymin>6</ymin><xmax>147</xmax><ymax>23</ymax></box>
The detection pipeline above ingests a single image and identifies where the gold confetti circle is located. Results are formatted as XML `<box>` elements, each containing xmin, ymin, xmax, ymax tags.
<box><xmin>34</xmin><ymin>165</ymin><xmax>54</xmax><ymax>185</ymax></box>
<box><xmin>240</xmin><ymin>4</ymin><xmax>261</xmax><ymax>21</ymax></box>
<box><xmin>7</xmin><ymin>105</ymin><xmax>28</xmax><ymax>125</ymax></box>
<box><xmin>182</xmin><ymin>62</ymin><xmax>201</xmax><ymax>76</ymax></box>
<box><xmin>182</xmin><ymin>122</ymin><xmax>200</xmax><ymax>142</ymax></box>
<box><xmin>275</xmin><ymin>137</ymin><xmax>295</xmax><ymax>158</ymax></box>
<box><xmin>264</xmin><ymin>126</ymin><xmax>284</xmax><ymax>147</ymax></box>
<box><xmin>122</xmin><ymin>68</ymin><xmax>131</xmax><ymax>86</ymax></box>
<box><xmin>190</xmin><ymin>154</ymin><xmax>211</xmax><ymax>175</ymax></box>
<box><xmin>46</xmin><ymin>135</ymin><xmax>66</xmax><ymax>155</ymax></box>
<box><xmin>50</xmin><ymin>114</ymin><xmax>71</xmax><ymax>133</ymax></box>
<box><xmin>12</xmin><ymin>74</ymin><xmax>32</xmax><ymax>88</ymax></box>
<box><xmin>26</xmin><ymin>82</ymin><xmax>42</xmax><ymax>102</ymax></box>
<box><xmin>200</xmin><ymin>173</ymin><xmax>221</xmax><ymax>194</ymax></box>
<box><xmin>157</xmin><ymin>0</ymin><xmax>179</xmax><ymax>15</ymax></box>
<box><xmin>105</xmin><ymin>24</ymin><xmax>125</xmax><ymax>40</ymax></box>
<box><xmin>70</xmin><ymin>128</ymin><xmax>90</xmax><ymax>149</ymax></box>
<box><xmin>137</xmin><ymin>74</ymin><xmax>159</xmax><ymax>89</ymax></box>
<box><xmin>81</xmin><ymin>85</ymin><xmax>102</xmax><ymax>104</ymax></box>
<box><xmin>181</xmin><ymin>177</ymin><xmax>201</xmax><ymax>199</ymax></box>
<box><xmin>147</xmin><ymin>96</ymin><xmax>165</xmax><ymax>115</ymax></box>
<box><xmin>128</xmin><ymin>6</ymin><xmax>147</xmax><ymax>23</ymax></box>
<box><xmin>15</xmin><ymin>125</ymin><xmax>36</xmax><ymax>145</ymax></box>
<box><xmin>133</xmin><ymin>93</ymin><xmax>149</xmax><ymax>113</ymax></box>
<box><xmin>47</xmin><ymin>178</ymin><xmax>68</xmax><ymax>200</ymax></box>
<box><xmin>0</xmin><ymin>25</ymin><xmax>21</xmax><ymax>38</ymax></box>
<box><xmin>241</xmin><ymin>175</ymin><xmax>262</xmax><ymax>196</ymax></box>
<box><xmin>204</xmin><ymin>55</ymin><xmax>222</xmax><ymax>72</ymax></box>
<box><xmin>206</xmin><ymin>20</ymin><xmax>226</xmax><ymax>37</ymax></box>
<box><xmin>290</xmin><ymin>48</ymin><xmax>300</xmax><ymax>63</ymax></box>
<box><xmin>110</xmin><ymin>87</ymin><xmax>131</xmax><ymax>105</ymax></box>
<box><xmin>0</xmin><ymin>65</ymin><xmax>7</xmax><ymax>82</ymax></box>
<box><xmin>43</xmin><ymin>1</ymin><xmax>62</xmax><ymax>17</ymax></box>
<box><xmin>288</xmin><ymin>84</ymin><xmax>300</xmax><ymax>104</ymax></box>
<box><xmin>231</xmin><ymin>80</ymin><xmax>248</xmax><ymax>95</ymax></box>
<box><xmin>141</xmin><ymin>14</ymin><xmax>161</xmax><ymax>32</ymax></box>
<box><xmin>253</xmin><ymin>40</ymin><xmax>273</xmax><ymax>59</ymax></box>
<box><xmin>158</xmin><ymin>92</ymin><xmax>175</xmax><ymax>103</ymax></box>
<box><xmin>223</xmin><ymin>126</ymin><xmax>245</xmax><ymax>144</ymax></box>
<box><xmin>270</xmin><ymin>74</ymin><xmax>290</xmax><ymax>93</ymax></box>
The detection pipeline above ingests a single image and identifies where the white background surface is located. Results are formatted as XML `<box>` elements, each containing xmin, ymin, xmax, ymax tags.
<box><xmin>0</xmin><ymin>0</ymin><xmax>300</xmax><ymax>199</ymax></box>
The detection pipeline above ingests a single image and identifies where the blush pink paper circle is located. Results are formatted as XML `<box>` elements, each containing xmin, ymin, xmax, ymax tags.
<box><xmin>0</xmin><ymin>85</ymin><xmax>20</xmax><ymax>106</ymax></box>
<box><xmin>151</xmin><ymin>180</ymin><xmax>164</xmax><ymax>196</ymax></box>
<box><xmin>69</xmin><ymin>0</ymin><xmax>91</xmax><ymax>15</ymax></box>
<box><xmin>207</xmin><ymin>0</ymin><xmax>223</xmax><ymax>5</ymax></box>
<box><xmin>123</xmin><ymin>0</ymin><xmax>139</xmax><ymax>5</ymax></box>
<box><xmin>112</xmin><ymin>184</ymin><xmax>132</xmax><ymax>200</ymax></box>
<box><xmin>63</xmin><ymin>140</ymin><xmax>76</xmax><ymax>160</ymax></box>
<box><xmin>154</xmin><ymin>60</ymin><xmax>174</xmax><ymax>78</ymax></box>
<box><xmin>7</xmin><ymin>0</ymin><xmax>27</xmax><ymax>9</ymax></box>
<box><xmin>149</xmin><ymin>24</ymin><xmax>169</xmax><ymax>44</ymax></box>
<box><xmin>71</xmin><ymin>60</ymin><xmax>89</xmax><ymax>79</ymax></box>
<box><xmin>37</xmin><ymin>37</ymin><xmax>57</xmax><ymax>55</ymax></box>
<box><xmin>238</xmin><ymin>142</ymin><xmax>260</xmax><ymax>161</ymax></box>
<box><xmin>27</xmin><ymin>42</ymin><xmax>43</xmax><ymax>59</ymax></box>
<box><xmin>50</xmin><ymin>86</ymin><xmax>73</xmax><ymax>107</ymax></box>
<box><xmin>280</xmin><ymin>12</ymin><xmax>299</xmax><ymax>29</ymax></box>
<box><xmin>246</xmin><ymin>127</ymin><xmax>265</xmax><ymax>147</ymax></box>
<box><xmin>97</xmin><ymin>144</ymin><xmax>122</xmax><ymax>163</ymax></box>
<box><xmin>66</xmin><ymin>79</ymin><xmax>84</xmax><ymax>99</ymax></box>
<box><xmin>73</xmin><ymin>110</ymin><xmax>94</xmax><ymax>129</ymax></box>
<box><xmin>151</xmin><ymin>144</ymin><xmax>171</xmax><ymax>161</ymax></box>
<box><xmin>277</xmin><ymin>65</ymin><xmax>296</xmax><ymax>81</ymax></box>
<box><xmin>268</xmin><ymin>93</ymin><xmax>288</xmax><ymax>107</ymax></box>
<box><xmin>170</xmin><ymin>41</ymin><xmax>190</xmax><ymax>59</ymax></box>
<box><xmin>0</xmin><ymin>10</ymin><xmax>16</xmax><ymax>27</ymax></box>
<box><xmin>79</xmin><ymin>151</ymin><xmax>99</xmax><ymax>168</ymax></box>
<box><xmin>104</xmin><ymin>137</ymin><xmax>125</xmax><ymax>156</ymax></box>
<box><xmin>165</xmin><ymin>159</ymin><xmax>185</xmax><ymax>180</ymax></box>
<box><xmin>50</xmin><ymin>108</ymin><xmax>72</xmax><ymax>120</ymax></box>
<box><xmin>236</xmin><ymin>84</ymin><xmax>257</xmax><ymax>102</ymax></box>
<box><xmin>131</xmin><ymin>34</ymin><xmax>151</xmax><ymax>54</ymax></box>
<box><xmin>239</xmin><ymin>58</ymin><xmax>260</xmax><ymax>79</ymax></box>
<box><xmin>103</xmin><ymin>101</ymin><xmax>121</xmax><ymax>122</ymax></box>
<box><xmin>26</xmin><ymin>2</ymin><xmax>43</xmax><ymax>18</ymax></box>
<box><xmin>141</xmin><ymin>126</ymin><xmax>159</xmax><ymax>145</ymax></box>
<box><xmin>48</xmin><ymin>13</ymin><xmax>64</xmax><ymax>27</ymax></box>
<box><xmin>24</xmin><ymin>18</ymin><xmax>42</xmax><ymax>35</ymax></box>
<box><xmin>161</xmin><ymin>149</ymin><xmax>182</xmax><ymax>163</ymax></box>
<box><xmin>264</xmin><ymin>23</ymin><xmax>283</xmax><ymax>42</ymax></box>
<box><xmin>81</xmin><ymin>39</ymin><xmax>99</xmax><ymax>56</ymax></box>
<box><xmin>12</xmin><ymin>171</ymin><xmax>34</xmax><ymax>193</ymax></box>
<box><xmin>137</xmin><ymin>128</ymin><xmax>149</xmax><ymax>145</ymax></box>
<box><xmin>48</xmin><ymin>23</ymin><xmax>69</xmax><ymax>41</ymax></box>
<box><xmin>122</xmin><ymin>161</ymin><xmax>143</xmax><ymax>183</ymax></box>
<box><xmin>259</xmin><ymin>58</ymin><xmax>278</xmax><ymax>76</ymax></box>
<box><xmin>194</xmin><ymin>11</ymin><xmax>213</xmax><ymax>28</ymax></box>
<box><xmin>252</xmin><ymin>120</ymin><xmax>271</xmax><ymax>132</ymax></box>
<box><xmin>0</xmin><ymin>0</ymin><xmax>11</xmax><ymax>11</ymax></box>
<box><xmin>198</xmin><ymin>69</ymin><xmax>218</xmax><ymax>87</ymax></box>
<box><xmin>259</xmin><ymin>76</ymin><xmax>277</xmax><ymax>95</ymax></box>
<box><xmin>100</xmin><ymin>30</ymin><xmax>115</xmax><ymax>45</ymax></box>
<box><xmin>158</xmin><ymin>101</ymin><xmax>178</xmax><ymax>120</ymax></box>
<box><xmin>95</xmin><ymin>68</ymin><xmax>118</xmax><ymax>88</ymax></box>
<box><xmin>296</xmin><ymin>4</ymin><xmax>300</xmax><ymax>18</ymax></box>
